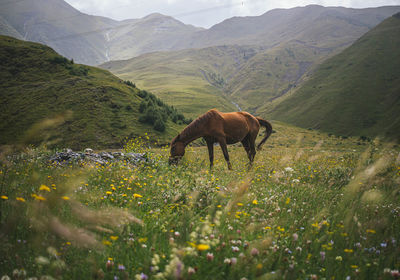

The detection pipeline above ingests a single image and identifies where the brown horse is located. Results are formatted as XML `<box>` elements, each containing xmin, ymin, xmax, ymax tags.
<box><xmin>169</xmin><ymin>109</ymin><xmax>272</xmax><ymax>169</ymax></box>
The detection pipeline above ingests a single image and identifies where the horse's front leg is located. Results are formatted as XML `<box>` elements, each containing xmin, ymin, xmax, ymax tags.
<box><xmin>205</xmin><ymin>138</ymin><xmax>214</xmax><ymax>169</ymax></box>
<box><xmin>217</xmin><ymin>137</ymin><xmax>232</xmax><ymax>170</ymax></box>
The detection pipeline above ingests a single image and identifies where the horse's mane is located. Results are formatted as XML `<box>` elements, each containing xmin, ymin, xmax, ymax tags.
<box><xmin>178</xmin><ymin>109</ymin><xmax>218</xmax><ymax>142</ymax></box>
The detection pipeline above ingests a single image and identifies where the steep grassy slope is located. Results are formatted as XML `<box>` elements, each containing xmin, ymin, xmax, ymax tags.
<box><xmin>269</xmin><ymin>14</ymin><xmax>400</xmax><ymax>140</ymax></box>
<box><xmin>0</xmin><ymin>36</ymin><xmax>184</xmax><ymax>149</ymax></box>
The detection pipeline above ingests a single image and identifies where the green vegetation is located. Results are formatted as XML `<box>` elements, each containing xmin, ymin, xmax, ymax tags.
<box><xmin>0</xmin><ymin>35</ymin><xmax>187</xmax><ymax>149</ymax></box>
<box><xmin>1</xmin><ymin>124</ymin><xmax>399</xmax><ymax>279</ymax></box>
<box><xmin>269</xmin><ymin>14</ymin><xmax>400</xmax><ymax>141</ymax></box>
<box><xmin>136</xmin><ymin>88</ymin><xmax>192</xmax><ymax>132</ymax></box>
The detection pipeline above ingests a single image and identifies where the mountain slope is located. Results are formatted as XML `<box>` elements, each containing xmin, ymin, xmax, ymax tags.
<box><xmin>0</xmin><ymin>0</ymin><xmax>116</xmax><ymax>65</ymax></box>
<box><xmin>182</xmin><ymin>5</ymin><xmax>400</xmax><ymax>50</ymax></box>
<box><xmin>1</xmin><ymin>1</ymin><xmax>399</xmax><ymax>66</ymax></box>
<box><xmin>106</xmin><ymin>13</ymin><xmax>203</xmax><ymax>61</ymax></box>
<box><xmin>0</xmin><ymin>36</ymin><xmax>184</xmax><ymax>149</ymax></box>
<box><xmin>101</xmin><ymin>45</ymin><xmax>244</xmax><ymax>118</ymax></box>
<box><xmin>268</xmin><ymin>13</ymin><xmax>400</xmax><ymax>140</ymax></box>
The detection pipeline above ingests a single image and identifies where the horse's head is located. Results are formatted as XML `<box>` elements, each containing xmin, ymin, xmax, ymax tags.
<box><xmin>169</xmin><ymin>134</ymin><xmax>185</xmax><ymax>165</ymax></box>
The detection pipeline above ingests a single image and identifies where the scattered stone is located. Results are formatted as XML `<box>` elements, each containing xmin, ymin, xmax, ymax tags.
<box><xmin>49</xmin><ymin>149</ymin><xmax>146</xmax><ymax>165</ymax></box>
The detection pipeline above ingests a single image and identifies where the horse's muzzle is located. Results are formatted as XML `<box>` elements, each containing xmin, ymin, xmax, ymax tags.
<box><xmin>168</xmin><ymin>157</ymin><xmax>180</xmax><ymax>165</ymax></box>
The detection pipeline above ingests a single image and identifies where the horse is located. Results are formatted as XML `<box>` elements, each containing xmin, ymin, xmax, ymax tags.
<box><xmin>169</xmin><ymin>109</ymin><xmax>273</xmax><ymax>170</ymax></box>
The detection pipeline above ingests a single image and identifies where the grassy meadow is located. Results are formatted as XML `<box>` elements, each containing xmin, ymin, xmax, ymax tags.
<box><xmin>1</xmin><ymin>123</ymin><xmax>399</xmax><ymax>279</ymax></box>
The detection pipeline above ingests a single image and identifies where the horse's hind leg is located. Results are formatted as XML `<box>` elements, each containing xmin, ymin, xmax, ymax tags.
<box><xmin>205</xmin><ymin>138</ymin><xmax>214</xmax><ymax>169</ymax></box>
<box><xmin>217</xmin><ymin>137</ymin><xmax>232</xmax><ymax>170</ymax></box>
<box><xmin>248</xmin><ymin>133</ymin><xmax>257</xmax><ymax>166</ymax></box>
<box><xmin>241</xmin><ymin>136</ymin><xmax>252</xmax><ymax>162</ymax></box>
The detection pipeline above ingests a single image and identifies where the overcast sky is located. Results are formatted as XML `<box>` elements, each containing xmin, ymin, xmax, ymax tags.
<box><xmin>64</xmin><ymin>0</ymin><xmax>400</xmax><ymax>28</ymax></box>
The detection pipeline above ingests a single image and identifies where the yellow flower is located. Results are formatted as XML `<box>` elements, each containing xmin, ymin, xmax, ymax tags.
<box><xmin>16</xmin><ymin>197</ymin><xmax>25</xmax><ymax>202</ymax></box>
<box><xmin>312</xmin><ymin>222</ymin><xmax>320</xmax><ymax>229</ymax></box>
<box><xmin>344</xmin><ymin>249</ymin><xmax>353</xmax><ymax>253</ymax></box>
<box><xmin>1</xmin><ymin>195</ymin><xmax>8</xmax><ymax>200</ymax></box>
<box><xmin>138</xmin><ymin>237</ymin><xmax>147</xmax><ymax>243</ymax></box>
<box><xmin>102</xmin><ymin>240</ymin><xmax>112</xmax><ymax>246</ymax></box>
<box><xmin>133</xmin><ymin>193</ymin><xmax>143</xmax><ymax>198</ymax></box>
<box><xmin>32</xmin><ymin>194</ymin><xmax>46</xmax><ymax>201</ymax></box>
<box><xmin>285</xmin><ymin>197</ymin><xmax>291</xmax><ymax>204</ymax></box>
<box><xmin>252</xmin><ymin>199</ymin><xmax>258</xmax><ymax>205</ymax></box>
<box><xmin>264</xmin><ymin>226</ymin><xmax>271</xmax><ymax>230</ymax></box>
<box><xmin>237</xmin><ymin>202</ymin><xmax>243</xmax><ymax>206</ymax></box>
<box><xmin>366</xmin><ymin>229</ymin><xmax>376</xmax><ymax>234</ymax></box>
<box><xmin>39</xmin><ymin>184</ymin><xmax>51</xmax><ymax>192</ymax></box>
<box><xmin>106</xmin><ymin>191</ymin><xmax>112</xmax><ymax>195</ymax></box>
<box><xmin>61</xmin><ymin>196</ymin><xmax>70</xmax><ymax>200</ymax></box>
<box><xmin>277</xmin><ymin>226</ymin><xmax>285</xmax><ymax>232</ymax></box>
<box><xmin>196</xmin><ymin>244</ymin><xmax>210</xmax><ymax>251</ymax></box>
<box><xmin>351</xmin><ymin>265</ymin><xmax>358</xmax><ymax>269</ymax></box>
<box><xmin>110</xmin><ymin>236</ymin><xmax>119</xmax><ymax>241</ymax></box>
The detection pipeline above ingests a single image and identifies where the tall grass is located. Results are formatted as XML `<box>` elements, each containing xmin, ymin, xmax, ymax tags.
<box><xmin>0</xmin><ymin>132</ymin><xmax>399</xmax><ymax>279</ymax></box>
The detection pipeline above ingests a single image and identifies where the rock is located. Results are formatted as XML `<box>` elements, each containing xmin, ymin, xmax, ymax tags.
<box><xmin>48</xmin><ymin>149</ymin><xmax>145</xmax><ymax>166</ymax></box>
<box><xmin>84</xmin><ymin>148</ymin><xmax>93</xmax><ymax>154</ymax></box>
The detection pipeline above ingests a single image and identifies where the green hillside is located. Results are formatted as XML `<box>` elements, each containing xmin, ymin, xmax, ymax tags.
<box><xmin>101</xmin><ymin>46</ymin><xmax>243</xmax><ymax>118</ymax></box>
<box><xmin>269</xmin><ymin>13</ymin><xmax>400</xmax><ymax>141</ymax></box>
<box><xmin>0</xmin><ymin>36</ymin><xmax>185</xmax><ymax>149</ymax></box>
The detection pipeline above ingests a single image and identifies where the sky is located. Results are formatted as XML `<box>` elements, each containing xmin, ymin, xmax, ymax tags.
<box><xmin>64</xmin><ymin>0</ymin><xmax>400</xmax><ymax>28</ymax></box>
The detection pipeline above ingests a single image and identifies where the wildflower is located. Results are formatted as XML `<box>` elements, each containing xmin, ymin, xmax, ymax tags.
<box><xmin>336</xmin><ymin>256</ymin><xmax>343</xmax><ymax>261</ymax></box>
<box><xmin>61</xmin><ymin>196</ymin><xmax>70</xmax><ymax>200</ymax></box>
<box><xmin>118</xmin><ymin>264</ymin><xmax>125</xmax><ymax>271</ymax></box>
<box><xmin>1</xmin><ymin>195</ymin><xmax>8</xmax><ymax>200</ymax></box>
<box><xmin>16</xmin><ymin>197</ymin><xmax>25</xmax><ymax>202</ymax></box>
<box><xmin>102</xmin><ymin>240</ymin><xmax>112</xmax><ymax>246</ymax></box>
<box><xmin>344</xmin><ymin>249</ymin><xmax>354</xmax><ymax>253</ymax></box>
<box><xmin>232</xmin><ymin>246</ymin><xmax>240</xmax><ymax>252</ymax></box>
<box><xmin>206</xmin><ymin>252</ymin><xmax>214</xmax><ymax>261</ymax></box>
<box><xmin>366</xmin><ymin>229</ymin><xmax>376</xmax><ymax>234</ymax></box>
<box><xmin>292</xmin><ymin>233</ymin><xmax>298</xmax><ymax>241</ymax></box>
<box><xmin>32</xmin><ymin>194</ymin><xmax>46</xmax><ymax>201</ymax></box>
<box><xmin>133</xmin><ymin>193</ymin><xmax>143</xmax><ymax>198</ymax></box>
<box><xmin>39</xmin><ymin>184</ymin><xmax>51</xmax><ymax>192</ymax></box>
<box><xmin>252</xmin><ymin>199</ymin><xmax>258</xmax><ymax>205</ymax></box>
<box><xmin>197</xmin><ymin>244</ymin><xmax>210</xmax><ymax>251</ymax></box>
<box><xmin>237</xmin><ymin>202</ymin><xmax>243</xmax><ymax>206</ymax></box>
<box><xmin>351</xmin><ymin>265</ymin><xmax>358</xmax><ymax>269</ymax></box>
<box><xmin>285</xmin><ymin>197</ymin><xmax>291</xmax><ymax>204</ymax></box>
<box><xmin>311</xmin><ymin>222</ymin><xmax>320</xmax><ymax>229</ymax></box>
<box><xmin>231</xmin><ymin>257</ymin><xmax>237</xmax><ymax>265</ymax></box>
<box><xmin>251</xmin><ymin>248</ymin><xmax>259</xmax><ymax>256</ymax></box>
<box><xmin>277</xmin><ymin>226</ymin><xmax>285</xmax><ymax>232</ymax></box>
<box><xmin>224</xmin><ymin>258</ymin><xmax>231</xmax><ymax>264</ymax></box>
<box><xmin>110</xmin><ymin>236</ymin><xmax>119</xmax><ymax>241</ymax></box>
<box><xmin>284</xmin><ymin>167</ymin><xmax>294</xmax><ymax>172</ymax></box>
<box><xmin>106</xmin><ymin>259</ymin><xmax>114</xmax><ymax>271</ymax></box>
<box><xmin>106</xmin><ymin>191</ymin><xmax>112</xmax><ymax>195</ymax></box>
<box><xmin>320</xmin><ymin>251</ymin><xmax>326</xmax><ymax>261</ymax></box>
<box><xmin>187</xmin><ymin>267</ymin><xmax>196</xmax><ymax>275</ymax></box>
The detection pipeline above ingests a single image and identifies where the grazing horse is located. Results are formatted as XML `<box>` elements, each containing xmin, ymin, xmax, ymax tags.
<box><xmin>169</xmin><ymin>109</ymin><xmax>272</xmax><ymax>169</ymax></box>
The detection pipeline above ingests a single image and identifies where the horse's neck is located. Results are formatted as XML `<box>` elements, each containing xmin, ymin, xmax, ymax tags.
<box><xmin>180</xmin><ymin>123</ymin><xmax>205</xmax><ymax>146</ymax></box>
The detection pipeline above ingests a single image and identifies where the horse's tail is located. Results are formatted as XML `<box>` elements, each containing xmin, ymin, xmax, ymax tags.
<box><xmin>256</xmin><ymin>117</ymin><xmax>273</xmax><ymax>151</ymax></box>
